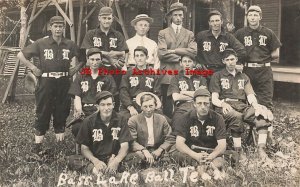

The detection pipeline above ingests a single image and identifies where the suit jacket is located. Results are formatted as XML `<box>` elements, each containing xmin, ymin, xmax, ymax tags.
<box><xmin>158</xmin><ymin>26</ymin><xmax>197</xmax><ymax>84</ymax></box>
<box><xmin>128</xmin><ymin>113</ymin><xmax>173</xmax><ymax>152</ymax></box>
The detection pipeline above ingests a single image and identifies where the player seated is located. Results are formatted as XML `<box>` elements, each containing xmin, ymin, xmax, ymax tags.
<box><xmin>170</xmin><ymin>88</ymin><xmax>227</xmax><ymax>180</ymax></box>
<box><xmin>209</xmin><ymin>48</ymin><xmax>273</xmax><ymax>161</ymax></box>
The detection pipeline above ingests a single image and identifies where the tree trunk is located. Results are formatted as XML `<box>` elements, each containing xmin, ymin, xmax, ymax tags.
<box><xmin>19</xmin><ymin>1</ymin><xmax>28</xmax><ymax>47</ymax></box>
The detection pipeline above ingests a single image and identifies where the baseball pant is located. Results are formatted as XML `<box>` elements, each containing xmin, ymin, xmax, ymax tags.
<box><xmin>34</xmin><ymin>77</ymin><xmax>71</xmax><ymax>135</ymax></box>
<box><xmin>244</xmin><ymin>66</ymin><xmax>274</xmax><ymax>111</ymax></box>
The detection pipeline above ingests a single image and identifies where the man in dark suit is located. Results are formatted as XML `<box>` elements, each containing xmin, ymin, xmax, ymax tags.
<box><xmin>158</xmin><ymin>2</ymin><xmax>197</xmax><ymax>118</ymax></box>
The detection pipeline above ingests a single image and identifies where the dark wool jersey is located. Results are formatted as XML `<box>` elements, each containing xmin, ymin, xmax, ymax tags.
<box><xmin>68</xmin><ymin>73</ymin><xmax>117</xmax><ymax>104</ymax></box>
<box><xmin>22</xmin><ymin>36</ymin><xmax>79</xmax><ymax>72</ymax></box>
<box><xmin>196</xmin><ymin>29</ymin><xmax>246</xmax><ymax>65</ymax></box>
<box><xmin>81</xmin><ymin>27</ymin><xmax>128</xmax><ymax>53</ymax></box>
<box><xmin>209</xmin><ymin>69</ymin><xmax>254</xmax><ymax>101</ymax></box>
<box><xmin>119</xmin><ymin>68</ymin><xmax>161</xmax><ymax>108</ymax></box>
<box><xmin>235</xmin><ymin>26</ymin><xmax>281</xmax><ymax>63</ymax></box>
<box><xmin>173</xmin><ymin>109</ymin><xmax>226</xmax><ymax>149</ymax></box>
<box><xmin>76</xmin><ymin>112</ymin><xmax>133</xmax><ymax>160</ymax></box>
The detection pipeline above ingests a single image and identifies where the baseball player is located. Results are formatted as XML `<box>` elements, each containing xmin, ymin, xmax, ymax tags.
<box><xmin>158</xmin><ymin>2</ymin><xmax>197</xmax><ymax>118</ymax></box>
<box><xmin>235</xmin><ymin>5</ymin><xmax>281</xmax><ymax>143</ymax></box>
<box><xmin>235</xmin><ymin>5</ymin><xmax>281</xmax><ymax>111</ymax></box>
<box><xmin>68</xmin><ymin>48</ymin><xmax>117</xmax><ymax>137</ymax></box>
<box><xmin>209</xmin><ymin>48</ymin><xmax>274</xmax><ymax>160</ymax></box>
<box><xmin>81</xmin><ymin>6</ymin><xmax>129</xmax><ymax>111</ymax></box>
<box><xmin>67</xmin><ymin>91</ymin><xmax>133</xmax><ymax>174</ymax></box>
<box><xmin>17</xmin><ymin>16</ymin><xmax>80</xmax><ymax>154</ymax></box>
<box><xmin>167</xmin><ymin>52</ymin><xmax>207</xmax><ymax>126</ymax></box>
<box><xmin>119</xmin><ymin>46</ymin><xmax>160</xmax><ymax>120</ymax></box>
<box><xmin>170</xmin><ymin>88</ymin><xmax>227</xmax><ymax>180</ymax></box>
<box><xmin>196</xmin><ymin>10</ymin><xmax>246</xmax><ymax>74</ymax></box>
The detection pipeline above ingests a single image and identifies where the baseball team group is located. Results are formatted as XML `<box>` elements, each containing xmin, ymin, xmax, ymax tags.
<box><xmin>17</xmin><ymin>1</ymin><xmax>281</xmax><ymax>179</ymax></box>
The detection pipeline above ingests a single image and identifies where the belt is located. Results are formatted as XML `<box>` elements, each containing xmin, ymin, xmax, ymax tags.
<box><xmin>245</xmin><ymin>62</ymin><xmax>271</xmax><ymax>68</ymax></box>
<box><xmin>205</xmin><ymin>64</ymin><xmax>224</xmax><ymax>68</ymax></box>
<box><xmin>175</xmin><ymin>100</ymin><xmax>193</xmax><ymax>107</ymax></box>
<box><xmin>83</xmin><ymin>103</ymin><xmax>98</xmax><ymax>107</ymax></box>
<box><xmin>41</xmin><ymin>72</ymin><xmax>69</xmax><ymax>78</ymax></box>
<box><xmin>224</xmin><ymin>98</ymin><xmax>246</xmax><ymax>103</ymax></box>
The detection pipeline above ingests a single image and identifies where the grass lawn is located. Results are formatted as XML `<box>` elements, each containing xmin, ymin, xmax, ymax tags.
<box><xmin>0</xmin><ymin>77</ymin><xmax>300</xmax><ymax>186</ymax></box>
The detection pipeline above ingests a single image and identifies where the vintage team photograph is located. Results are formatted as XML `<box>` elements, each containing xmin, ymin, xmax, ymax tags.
<box><xmin>0</xmin><ymin>0</ymin><xmax>299</xmax><ymax>186</ymax></box>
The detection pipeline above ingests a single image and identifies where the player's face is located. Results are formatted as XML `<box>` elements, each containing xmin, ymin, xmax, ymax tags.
<box><xmin>141</xmin><ymin>99</ymin><xmax>156</xmax><ymax>118</ymax></box>
<box><xmin>208</xmin><ymin>15</ymin><xmax>223</xmax><ymax>32</ymax></box>
<box><xmin>171</xmin><ymin>10</ymin><xmax>184</xmax><ymax>25</ymax></box>
<box><xmin>180</xmin><ymin>56</ymin><xmax>195</xmax><ymax>70</ymax></box>
<box><xmin>88</xmin><ymin>53</ymin><xmax>102</xmax><ymax>70</ymax></box>
<box><xmin>50</xmin><ymin>23</ymin><xmax>64</xmax><ymax>37</ymax></box>
<box><xmin>134</xmin><ymin>20</ymin><xmax>150</xmax><ymax>36</ymax></box>
<box><xmin>247</xmin><ymin>11</ymin><xmax>261</xmax><ymax>27</ymax></box>
<box><xmin>99</xmin><ymin>14</ymin><xmax>113</xmax><ymax>29</ymax></box>
<box><xmin>134</xmin><ymin>51</ymin><xmax>148</xmax><ymax>68</ymax></box>
<box><xmin>194</xmin><ymin>96</ymin><xmax>210</xmax><ymax>117</ymax></box>
<box><xmin>98</xmin><ymin>97</ymin><xmax>114</xmax><ymax>119</ymax></box>
<box><xmin>223</xmin><ymin>54</ymin><xmax>237</xmax><ymax>72</ymax></box>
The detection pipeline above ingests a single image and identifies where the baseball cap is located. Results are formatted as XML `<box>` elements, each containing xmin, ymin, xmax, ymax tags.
<box><xmin>193</xmin><ymin>88</ymin><xmax>211</xmax><ymax>99</ymax></box>
<box><xmin>87</xmin><ymin>48</ymin><xmax>102</xmax><ymax>58</ymax></box>
<box><xmin>95</xmin><ymin>91</ymin><xmax>113</xmax><ymax>103</ymax></box>
<box><xmin>208</xmin><ymin>10</ymin><xmax>222</xmax><ymax>20</ymax></box>
<box><xmin>99</xmin><ymin>7</ymin><xmax>113</xmax><ymax>16</ymax></box>
<box><xmin>222</xmin><ymin>48</ymin><xmax>237</xmax><ymax>59</ymax></box>
<box><xmin>49</xmin><ymin>16</ymin><xmax>64</xmax><ymax>25</ymax></box>
<box><xmin>247</xmin><ymin>5</ymin><xmax>262</xmax><ymax>15</ymax></box>
<box><xmin>134</xmin><ymin>46</ymin><xmax>148</xmax><ymax>56</ymax></box>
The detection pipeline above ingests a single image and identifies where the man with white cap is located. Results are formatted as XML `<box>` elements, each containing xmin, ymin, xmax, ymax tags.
<box><xmin>158</xmin><ymin>2</ymin><xmax>197</xmax><ymax>118</ymax></box>
<box><xmin>126</xmin><ymin>14</ymin><xmax>160</xmax><ymax>69</ymax></box>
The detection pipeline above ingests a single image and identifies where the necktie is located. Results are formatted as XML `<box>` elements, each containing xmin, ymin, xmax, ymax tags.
<box><xmin>176</xmin><ymin>26</ymin><xmax>180</xmax><ymax>35</ymax></box>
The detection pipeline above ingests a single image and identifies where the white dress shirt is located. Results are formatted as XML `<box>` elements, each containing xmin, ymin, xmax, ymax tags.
<box><xmin>126</xmin><ymin>34</ymin><xmax>160</xmax><ymax>69</ymax></box>
<box><xmin>171</xmin><ymin>23</ymin><xmax>182</xmax><ymax>34</ymax></box>
<box><xmin>145</xmin><ymin>115</ymin><xmax>155</xmax><ymax>146</ymax></box>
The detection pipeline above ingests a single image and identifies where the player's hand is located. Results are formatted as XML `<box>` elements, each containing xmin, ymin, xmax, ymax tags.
<box><xmin>151</xmin><ymin>148</ymin><xmax>164</xmax><ymax>159</ymax></box>
<box><xmin>226</xmin><ymin>23</ymin><xmax>235</xmax><ymax>32</ymax></box>
<box><xmin>93</xmin><ymin>159</ymin><xmax>107</xmax><ymax>173</ymax></box>
<box><xmin>221</xmin><ymin>102</ymin><xmax>233</xmax><ymax>115</ymax></box>
<box><xmin>73</xmin><ymin>108</ymin><xmax>84</xmax><ymax>119</ymax></box>
<box><xmin>32</xmin><ymin>66</ymin><xmax>42</xmax><ymax>77</ymax></box>
<box><xmin>128</xmin><ymin>107</ymin><xmax>138</xmax><ymax>116</ymax></box>
<box><xmin>142</xmin><ymin>149</ymin><xmax>155</xmax><ymax>164</ymax></box>
<box><xmin>194</xmin><ymin>152</ymin><xmax>209</xmax><ymax>164</ymax></box>
<box><xmin>105</xmin><ymin>158</ymin><xmax>120</xmax><ymax>174</ymax></box>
